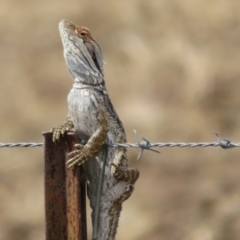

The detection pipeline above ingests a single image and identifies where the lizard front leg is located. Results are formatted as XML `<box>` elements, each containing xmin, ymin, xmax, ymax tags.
<box><xmin>67</xmin><ymin>109</ymin><xmax>109</xmax><ymax>168</ymax></box>
<box><xmin>52</xmin><ymin>114</ymin><xmax>74</xmax><ymax>142</ymax></box>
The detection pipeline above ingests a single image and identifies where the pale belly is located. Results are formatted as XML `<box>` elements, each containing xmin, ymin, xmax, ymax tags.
<box><xmin>67</xmin><ymin>87</ymin><xmax>101</xmax><ymax>140</ymax></box>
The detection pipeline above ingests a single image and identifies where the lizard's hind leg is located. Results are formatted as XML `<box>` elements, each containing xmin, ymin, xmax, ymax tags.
<box><xmin>110</xmin><ymin>150</ymin><xmax>139</xmax><ymax>185</ymax></box>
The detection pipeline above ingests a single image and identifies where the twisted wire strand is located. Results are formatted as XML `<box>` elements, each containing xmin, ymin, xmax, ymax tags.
<box><xmin>0</xmin><ymin>142</ymin><xmax>240</xmax><ymax>148</ymax></box>
<box><xmin>0</xmin><ymin>143</ymin><xmax>43</xmax><ymax>148</ymax></box>
<box><xmin>0</xmin><ymin>131</ymin><xmax>239</xmax><ymax>152</ymax></box>
<box><xmin>111</xmin><ymin>142</ymin><xmax>240</xmax><ymax>148</ymax></box>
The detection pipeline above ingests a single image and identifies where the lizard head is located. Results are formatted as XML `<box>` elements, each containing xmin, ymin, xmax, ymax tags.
<box><xmin>59</xmin><ymin>19</ymin><xmax>104</xmax><ymax>85</ymax></box>
<box><xmin>74</xmin><ymin>27</ymin><xmax>103</xmax><ymax>74</ymax></box>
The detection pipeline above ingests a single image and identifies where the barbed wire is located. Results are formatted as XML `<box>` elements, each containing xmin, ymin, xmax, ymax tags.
<box><xmin>1</xmin><ymin>141</ymin><xmax>239</xmax><ymax>149</ymax></box>
<box><xmin>0</xmin><ymin>132</ymin><xmax>239</xmax><ymax>155</ymax></box>
<box><xmin>0</xmin><ymin>143</ymin><xmax>43</xmax><ymax>148</ymax></box>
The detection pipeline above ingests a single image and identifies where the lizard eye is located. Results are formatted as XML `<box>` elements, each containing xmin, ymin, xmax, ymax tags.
<box><xmin>79</xmin><ymin>31</ymin><xmax>87</xmax><ymax>37</ymax></box>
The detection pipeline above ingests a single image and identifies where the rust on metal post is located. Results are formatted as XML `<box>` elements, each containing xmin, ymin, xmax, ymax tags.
<box><xmin>43</xmin><ymin>132</ymin><xmax>87</xmax><ymax>240</ymax></box>
<box><xmin>66</xmin><ymin>134</ymin><xmax>87</xmax><ymax>240</ymax></box>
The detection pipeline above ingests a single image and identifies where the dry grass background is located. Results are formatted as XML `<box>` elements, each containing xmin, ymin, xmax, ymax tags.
<box><xmin>1</xmin><ymin>0</ymin><xmax>240</xmax><ymax>239</ymax></box>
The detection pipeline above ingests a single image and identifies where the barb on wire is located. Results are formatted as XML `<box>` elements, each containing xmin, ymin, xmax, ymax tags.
<box><xmin>214</xmin><ymin>132</ymin><xmax>234</xmax><ymax>149</ymax></box>
<box><xmin>133</xmin><ymin>130</ymin><xmax>160</xmax><ymax>160</ymax></box>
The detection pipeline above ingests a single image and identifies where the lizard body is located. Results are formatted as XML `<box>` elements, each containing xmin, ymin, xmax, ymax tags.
<box><xmin>52</xmin><ymin>20</ymin><xmax>139</xmax><ymax>240</ymax></box>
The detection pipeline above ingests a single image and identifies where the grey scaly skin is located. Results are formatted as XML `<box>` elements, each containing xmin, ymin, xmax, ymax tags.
<box><xmin>52</xmin><ymin>19</ymin><xmax>139</xmax><ymax>240</ymax></box>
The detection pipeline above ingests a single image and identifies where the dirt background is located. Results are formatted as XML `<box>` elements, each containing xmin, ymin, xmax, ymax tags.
<box><xmin>1</xmin><ymin>1</ymin><xmax>240</xmax><ymax>240</ymax></box>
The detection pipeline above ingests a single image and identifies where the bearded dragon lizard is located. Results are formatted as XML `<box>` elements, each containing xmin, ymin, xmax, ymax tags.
<box><xmin>52</xmin><ymin>19</ymin><xmax>139</xmax><ymax>240</ymax></box>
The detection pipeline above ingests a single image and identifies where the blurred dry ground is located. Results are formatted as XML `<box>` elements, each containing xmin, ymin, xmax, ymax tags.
<box><xmin>1</xmin><ymin>1</ymin><xmax>240</xmax><ymax>240</ymax></box>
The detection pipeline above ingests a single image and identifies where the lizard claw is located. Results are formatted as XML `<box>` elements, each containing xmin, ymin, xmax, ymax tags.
<box><xmin>52</xmin><ymin>125</ymin><xmax>67</xmax><ymax>142</ymax></box>
<box><xmin>67</xmin><ymin>144</ymin><xmax>91</xmax><ymax>168</ymax></box>
<box><xmin>52</xmin><ymin>116</ymin><xmax>74</xmax><ymax>142</ymax></box>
